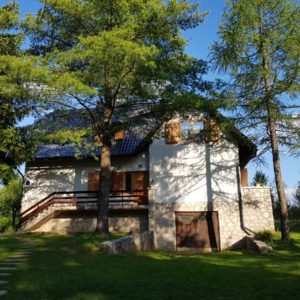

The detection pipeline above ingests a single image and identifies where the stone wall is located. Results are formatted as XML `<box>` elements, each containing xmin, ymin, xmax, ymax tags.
<box><xmin>242</xmin><ymin>187</ymin><xmax>275</xmax><ymax>233</ymax></box>
<box><xmin>33</xmin><ymin>210</ymin><xmax>148</xmax><ymax>234</ymax></box>
<box><xmin>149</xmin><ymin>187</ymin><xmax>275</xmax><ymax>251</ymax></box>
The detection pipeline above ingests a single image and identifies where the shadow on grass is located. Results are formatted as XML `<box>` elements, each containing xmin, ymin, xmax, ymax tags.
<box><xmin>3</xmin><ymin>229</ymin><xmax>300</xmax><ymax>300</ymax></box>
<box><xmin>0</xmin><ymin>234</ymin><xmax>22</xmax><ymax>261</ymax></box>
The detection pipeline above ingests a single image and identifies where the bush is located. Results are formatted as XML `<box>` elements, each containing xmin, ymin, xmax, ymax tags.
<box><xmin>0</xmin><ymin>216</ymin><xmax>11</xmax><ymax>233</ymax></box>
<box><xmin>254</xmin><ymin>230</ymin><xmax>274</xmax><ymax>243</ymax></box>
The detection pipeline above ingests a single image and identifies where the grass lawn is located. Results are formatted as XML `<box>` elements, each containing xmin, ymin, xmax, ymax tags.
<box><xmin>1</xmin><ymin>222</ymin><xmax>300</xmax><ymax>300</ymax></box>
<box><xmin>0</xmin><ymin>234</ymin><xmax>20</xmax><ymax>261</ymax></box>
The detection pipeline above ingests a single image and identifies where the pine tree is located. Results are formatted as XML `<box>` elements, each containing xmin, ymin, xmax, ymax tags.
<box><xmin>252</xmin><ymin>171</ymin><xmax>268</xmax><ymax>186</ymax></box>
<box><xmin>211</xmin><ymin>0</ymin><xmax>300</xmax><ymax>241</ymax></box>
<box><xmin>25</xmin><ymin>0</ymin><xmax>210</xmax><ymax>234</ymax></box>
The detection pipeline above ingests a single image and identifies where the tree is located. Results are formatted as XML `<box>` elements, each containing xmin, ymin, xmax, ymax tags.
<box><xmin>25</xmin><ymin>0</ymin><xmax>210</xmax><ymax>234</ymax></box>
<box><xmin>0</xmin><ymin>177</ymin><xmax>22</xmax><ymax>230</ymax></box>
<box><xmin>295</xmin><ymin>181</ymin><xmax>300</xmax><ymax>207</ymax></box>
<box><xmin>0</xmin><ymin>1</ymin><xmax>45</xmax><ymax>184</ymax></box>
<box><xmin>211</xmin><ymin>0</ymin><xmax>300</xmax><ymax>241</ymax></box>
<box><xmin>252</xmin><ymin>171</ymin><xmax>268</xmax><ymax>186</ymax></box>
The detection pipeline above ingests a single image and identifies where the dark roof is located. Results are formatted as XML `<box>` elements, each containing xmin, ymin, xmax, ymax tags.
<box><xmin>33</xmin><ymin>109</ymin><xmax>159</xmax><ymax>160</ymax></box>
<box><xmin>35</xmin><ymin>137</ymin><xmax>145</xmax><ymax>159</ymax></box>
<box><xmin>33</xmin><ymin>109</ymin><xmax>256</xmax><ymax>166</ymax></box>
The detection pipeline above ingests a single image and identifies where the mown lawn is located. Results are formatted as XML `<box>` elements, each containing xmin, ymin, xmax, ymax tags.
<box><xmin>1</xmin><ymin>222</ymin><xmax>300</xmax><ymax>300</ymax></box>
<box><xmin>0</xmin><ymin>234</ymin><xmax>20</xmax><ymax>261</ymax></box>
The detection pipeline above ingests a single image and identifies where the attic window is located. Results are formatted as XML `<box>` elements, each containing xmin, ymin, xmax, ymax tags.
<box><xmin>114</xmin><ymin>130</ymin><xmax>125</xmax><ymax>141</ymax></box>
<box><xmin>165</xmin><ymin>119</ymin><xmax>220</xmax><ymax>144</ymax></box>
<box><xmin>181</xmin><ymin>122</ymin><xmax>204</xmax><ymax>143</ymax></box>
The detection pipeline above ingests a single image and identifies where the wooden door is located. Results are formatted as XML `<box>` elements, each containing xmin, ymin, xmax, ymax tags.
<box><xmin>176</xmin><ymin>212</ymin><xmax>220</xmax><ymax>251</ymax></box>
<box><xmin>88</xmin><ymin>172</ymin><xmax>100</xmax><ymax>192</ymax></box>
<box><xmin>131</xmin><ymin>172</ymin><xmax>149</xmax><ymax>191</ymax></box>
<box><xmin>112</xmin><ymin>172</ymin><xmax>125</xmax><ymax>191</ymax></box>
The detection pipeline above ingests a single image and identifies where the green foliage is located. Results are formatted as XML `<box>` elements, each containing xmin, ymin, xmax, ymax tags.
<box><xmin>295</xmin><ymin>181</ymin><xmax>300</xmax><ymax>207</ymax></box>
<box><xmin>0</xmin><ymin>216</ymin><xmax>11</xmax><ymax>233</ymax></box>
<box><xmin>24</xmin><ymin>0</ymin><xmax>211</xmax><ymax>148</ymax></box>
<box><xmin>23</xmin><ymin>1</ymin><xmax>213</xmax><ymax>234</ymax></box>
<box><xmin>0</xmin><ymin>1</ymin><xmax>22</xmax><ymax>55</ymax></box>
<box><xmin>252</xmin><ymin>171</ymin><xmax>268</xmax><ymax>186</ymax></box>
<box><xmin>0</xmin><ymin>2</ymin><xmax>50</xmax><ymax>183</ymax></box>
<box><xmin>211</xmin><ymin>0</ymin><xmax>300</xmax><ymax>150</ymax></box>
<box><xmin>0</xmin><ymin>177</ymin><xmax>22</xmax><ymax>231</ymax></box>
<box><xmin>254</xmin><ymin>230</ymin><xmax>274</xmax><ymax>243</ymax></box>
<box><xmin>211</xmin><ymin>0</ymin><xmax>299</xmax><ymax>241</ymax></box>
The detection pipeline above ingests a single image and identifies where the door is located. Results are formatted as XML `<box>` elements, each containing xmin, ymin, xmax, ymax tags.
<box><xmin>175</xmin><ymin>212</ymin><xmax>220</xmax><ymax>251</ymax></box>
<box><xmin>88</xmin><ymin>172</ymin><xmax>100</xmax><ymax>192</ymax></box>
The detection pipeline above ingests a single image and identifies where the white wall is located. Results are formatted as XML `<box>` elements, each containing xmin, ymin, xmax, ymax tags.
<box><xmin>22</xmin><ymin>150</ymin><xmax>149</xmax><ymax>212</ymax></box>
<box><xmin>149</xmin><ymin>138</ymin><xmax>240</xmax><ymax>207</ymax></box>
<box><xmin>149</xmin><ymin>136</ymin><xmax>242</xmax><ymax>250</ymax></box>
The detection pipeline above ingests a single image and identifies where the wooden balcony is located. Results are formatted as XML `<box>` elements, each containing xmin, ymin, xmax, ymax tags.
<box><xmin>20</xmin><ymin>190</ymin><xmax>148</xmax><ymax>226</ymax></box>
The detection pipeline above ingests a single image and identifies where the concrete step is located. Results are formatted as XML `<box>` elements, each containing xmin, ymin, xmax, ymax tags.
<box><xmin>3</xmin><ymin>258</ymin><xmax>27</xmax><ymax>263</ymax></box>
<box><xmin>9</xmin><ymin>255</ymin><xmax>27</xmax><ymax>259</ymax></box>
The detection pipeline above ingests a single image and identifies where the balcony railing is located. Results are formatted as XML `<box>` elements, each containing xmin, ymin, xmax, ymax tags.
<box><xmin>20</xmin><ymin>190</ymin><xmax>148</xmax><ymax>225</ymax></box>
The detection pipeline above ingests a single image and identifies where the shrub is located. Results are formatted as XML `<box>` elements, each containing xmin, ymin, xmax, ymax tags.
<box><xmin>254</xmin><ymin>230</ymin><xmax>274</xmax><ymax>243</ymax></box>
<box><xmin>0</xmin><ymin>216</ymin><xmax>11</xmax><ymax>233</ymax></box>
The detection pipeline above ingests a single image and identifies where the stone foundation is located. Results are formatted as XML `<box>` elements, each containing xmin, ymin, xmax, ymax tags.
<box><xmin>33</xmin><ymin>210</ymin><xmax>148</xmax><ymax>234</ymax></box>
<box><xmin>242</xmin><ymin>187</ymin><xmax>275</xmax><ymax>232</ymax></box>
<box><xmin>150</xmin><ymin>187</ymin><xmax>275</xmax><ymax>251</ymax></box>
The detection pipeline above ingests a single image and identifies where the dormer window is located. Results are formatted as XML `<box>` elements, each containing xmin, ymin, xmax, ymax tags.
<box><xmin>114</xmin><ymin>130</ymin><xmax>125</xmax><ymax>141</ymax></box>
<box><xmin>165</xmin><ymin>119</ymin><xmax>220</xmax><ymax>144</ymax></box>
<box><xmin>181</xmin><ymin>122</ymin><xmax>205</xmax><ymax>143</ymax></box>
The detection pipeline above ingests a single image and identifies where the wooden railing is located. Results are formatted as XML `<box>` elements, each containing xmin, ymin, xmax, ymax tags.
<box><xmin>20</xmin><ymin>190</ymin><xmax>148</xmax><ymax>225</ymax></box>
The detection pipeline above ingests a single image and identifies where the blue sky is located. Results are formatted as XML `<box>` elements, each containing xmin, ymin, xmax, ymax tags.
<box><xmin>6</xmin><ymin>0</ymin><xmax>300</xmax><ymax>200</ymax></box>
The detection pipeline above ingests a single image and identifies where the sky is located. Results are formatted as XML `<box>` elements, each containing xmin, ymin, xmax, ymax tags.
<box><xmin>4</xmin><ymin>0</ymin><xmax>300</xmax><ymax>201</ymax></box>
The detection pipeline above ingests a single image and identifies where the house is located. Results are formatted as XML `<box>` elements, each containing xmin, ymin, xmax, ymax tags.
<box><xmin>20</xmin><ymin>111</ymin><xmax>275</xmax><ymax>251</ymax></box>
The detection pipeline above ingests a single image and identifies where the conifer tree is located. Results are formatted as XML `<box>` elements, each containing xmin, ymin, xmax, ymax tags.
<box><xmin>0</xmin><ymin>1</ymin><xmax>45</xmax><ymax>183</ymax></box>
<box><xmin>25</xmin><ymin>0</ymin><xmax>210</xmax><ymax>234</ymax></box>
<box><xmin>252</xmin><ymin>171</ymin><xmax>268</xmax><ymax>186</ymax></box>
<box><xmin>211</xmin><ymin>0</ymin><xmax>300</xmax><ymax>241</ymax></box>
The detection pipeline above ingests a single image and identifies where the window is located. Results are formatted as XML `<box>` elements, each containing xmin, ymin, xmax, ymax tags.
<box><xmin>165</xmin><ymin>119</ymin><xmax>220</xmax><ymax>144</ymax></box>
<box><xmin>88</xmin><ymin>171</ymin><xmax>149</xmax><ymax>192</ymax></box>
<box><xmin>114</xmin><ymin>130</ymin><xmax>125</xmax><ymax>141</ymax></box>
<box><xmin>180</xmin><ymin>122</ymin><xmax>191</xmax><ymax>143</ymax></box>
<box><xmin>180</xmin><ymin>121</ymin><xmax>205</xmax><ymax>143</ymax></box>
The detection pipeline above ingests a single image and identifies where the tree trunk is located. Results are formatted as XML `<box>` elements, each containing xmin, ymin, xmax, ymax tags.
<box><xmin>95</xmin><ymin>143</ymin><xmax>111</xmax><ymax>234</ymax></box>
<box><xmin>12</xmin><ymin>208</ymin><xmax>16</xmax><ymax>229</ymax></box>
<box><xmin>95</xmin><ymin>102</ymin><xmax>112</xmax><ymax>235</ymax></box>
<box><xmin>260</xmin><ymin>13</ymin><xmax>290</xmax><ymax>241</ymax></box>
<box><xmin>267</xmin><ymin>115</ymin><xmax>290</xmax><ymax>241</ymax></box>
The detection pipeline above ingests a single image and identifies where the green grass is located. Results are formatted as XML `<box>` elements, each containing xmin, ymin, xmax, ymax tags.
<box><xmin>1</xmin><ymin>224</ymin><xmax>300</xmax><ymax>300</ymax></box>
<box><xmin>0</xmin><ymin>234</ymin><xmax>21</xmax><ymax>261</ymax></box>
